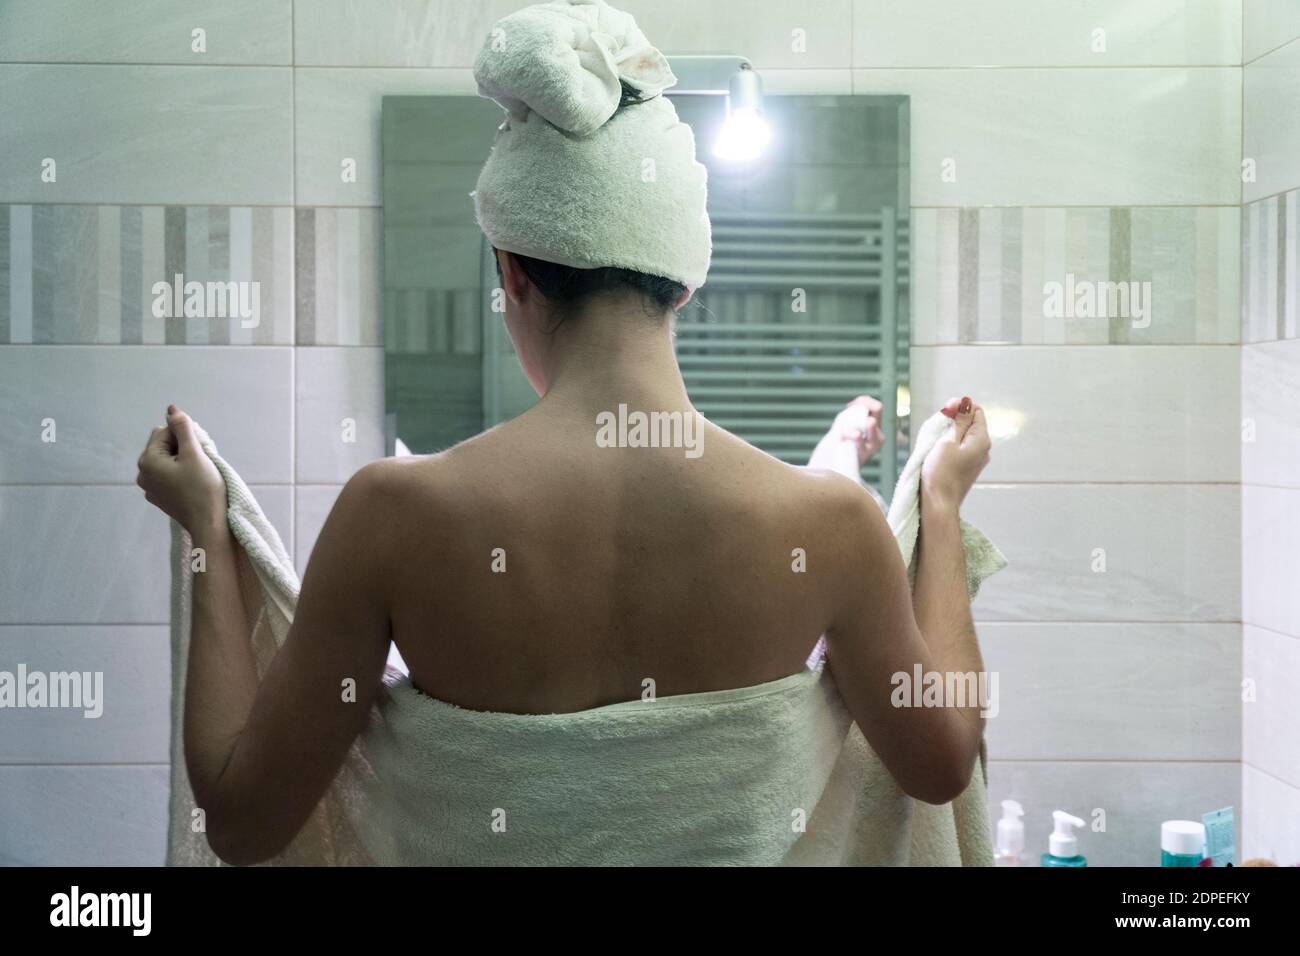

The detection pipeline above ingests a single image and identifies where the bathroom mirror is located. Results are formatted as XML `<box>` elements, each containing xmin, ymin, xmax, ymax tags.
<box><xmin>382</xmin><ymin>92</ymin><xmax>910</xmax><ymax>495</ymax></box>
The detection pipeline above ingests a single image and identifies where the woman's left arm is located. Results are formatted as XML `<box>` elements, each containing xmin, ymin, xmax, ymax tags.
<box><xmin>138</xmin><ymin>407</ymin><xmax>394</xmax><ymax>865</ymax></box>
<box><xmin>807</xmin><ymin>395</ymin><xmax>887</xmax><ymax>509</ymax></box>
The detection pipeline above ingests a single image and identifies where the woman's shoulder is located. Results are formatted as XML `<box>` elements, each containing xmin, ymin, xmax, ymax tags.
<box><xmin>346</xmin><ymin>454</ymin><xmax>435</xmax><ymax>495</ymax></box>
<box><xmin>338</xmin><ymin>454</ymin><xmax>455</xmax><ymax>522</ymax></box>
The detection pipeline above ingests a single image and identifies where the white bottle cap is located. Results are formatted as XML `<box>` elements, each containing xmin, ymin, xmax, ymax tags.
<box><xmin>1161</xmin><ymin>820</ymin><xmax>1206</xmax><ymax>857</ymax></box>
<box><xmin>996</xmin><ymin>799</ymin><xmax>1025</xmax><ymax>855</ymax></box>
<box><xmin>1049</xmin><ymin>810</ymin><xmax>1086</xmax><ymax>857</ymax></box>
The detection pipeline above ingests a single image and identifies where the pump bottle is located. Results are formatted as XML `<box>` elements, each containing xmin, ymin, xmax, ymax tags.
<box><xmin>994</xmin><ymin>800</ymin><xmax>1024</xmax><ymax>867</ymax></box>
<box><xmin>1040</xmin><ymin>810</ymin><xmax>1087</xmax><ymax>867</ymax></box>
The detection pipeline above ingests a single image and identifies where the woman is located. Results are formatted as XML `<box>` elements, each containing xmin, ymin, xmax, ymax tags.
<box><xmin>137</xmin><ymin>0</ymin><xmax>991</xmax><ymax>866</ymax></box>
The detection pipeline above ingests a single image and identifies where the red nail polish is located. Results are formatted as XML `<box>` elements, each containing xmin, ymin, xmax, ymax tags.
<box><xmin>958</xmin><ymin>397</ymin><xmax>972</xmax><ymax>415</ymax></box>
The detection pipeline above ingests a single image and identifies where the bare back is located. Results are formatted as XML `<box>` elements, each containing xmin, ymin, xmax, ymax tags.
<box><xmin>380</xmin><ymin>409</ymin><xmax>862</xmax><ymax>714</ymax></box>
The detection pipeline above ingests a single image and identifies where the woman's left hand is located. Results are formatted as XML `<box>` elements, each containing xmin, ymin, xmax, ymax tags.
<box><xmin>827</xmin><ymin>395</ymin><xmax>886</xmax><ymax>468</ymax></box>
<box><xmin>136</xmin><ymin>405</ymin><xmax>227</xmax><ymax>534</ymax></box>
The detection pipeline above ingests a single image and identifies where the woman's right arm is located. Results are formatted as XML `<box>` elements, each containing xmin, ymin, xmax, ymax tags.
<box><xmin>823</xmin><ymin>400</ymin><xmax>991</xmax><ymax>804</ymax></box>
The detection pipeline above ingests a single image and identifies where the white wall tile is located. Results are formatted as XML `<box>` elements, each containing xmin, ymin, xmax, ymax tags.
<box><xmin>1243</xmin><ymin>625</ymin><xmax>1300</xmax><ymax>789</ymax></box>
<box><xmin>0</xmin><ymin>66</ymin><xmax>293</xmax><ymax>205</ymax></box>
<box><xmin>853</xmin><ymin>0</ymin><xmax>1241</xmax><ymax>68</ymax></box>
<box><xmin>1242</xmin><ymin>763</ymin><xmax>1300</xmax><ymax>864</ymax></box>
<box><xmin>0</xmin><ymin>765</ymin><xmax>169</xmax><ymax>866</ymax></box>
<box><xmin>294</xmin><ymin>0</ymin><xmax>528</xmax><ymax>67</ymax></box>
<box><xmin>1245</xmin><ymin>0</ymin><xmax>1300</xmax><ymax>63</ymax></box>
<box><xmin>0</xmin><ymin>0</ymin><xmax>292</xmax><ymax>65</ymax></box>
<box><xmin>0</xmin><ymin>626</ymin><xmax>169</xmax><ymax>763</ymax></box>
<box><xmin>1244</xmin><ymin>37</ymin><xmax>1300</xmax><ymax>202</ymax></box>
<box><xmin>0</xmin><ymin>346</ymin><xmax>293</xmax><ymax>484</ymax></box>
<box><xmin>295</xmin><ymin>347</ymin><xmax>386</xmax><ymax>483</ymax></box>
<box><xmin>294</xmin><ymin>484</ymin><xmax>345</xmax><ymax>577</ymax></box>
<box><xmin>1243</xmin><ymin>339</ymin><xmax>1300</xmax><ymax>485</ymax></box>
<box><xmin>852</xmin><ymin>67</ymin><xmax>1240</xmax><ymax>206</ymax></box>
<box><xmin>0</xmin><ymin>485</ymin><xmax>291</xmax><ymax>624</ymax></box>
<box><xmin>295</xmin><ymin>68</ymin><xmax>478</xmax><ymax>206</ymax></box>
<box><xmin>980</xmin><ymin>623</ymin><xmax>1240</xmax><ymax>761</ymax></box>
<box><xmin>293</xmin><ymin>0</ymin><xmax>854</xmax><ymax>69</ymax></box>
<box><xmin>1243</xmin><ymin>484</ymin><xmax>1300</xmax><ymax>636</ymax></box>
<box><xmin>910</xmin><ymin>345</ymin><xmax>1240</xmax><ymax>483</ymax></box>
<box><xmin>628</xmin><ymin>0</ymin><xmax>854</xmax><ymax>69</ymax></box>
<box><xmin>1241</xmin><ymin>6</ymin><xmax>1300</xmax><ymax>861</ymax></box>
<box><xmin>756</xmin><ymin>70</ymin><xmax>854</xmax><ymax>95</ymax></box>
<box><xmin>964</xmin><ymin>483</ymin><xmax>1240</xmax><ymax>623</ymax></box>
<box><xmin>988</xmin><ymin>760</ymin><xmax>1240</xmax><ymax>867</ymax></box>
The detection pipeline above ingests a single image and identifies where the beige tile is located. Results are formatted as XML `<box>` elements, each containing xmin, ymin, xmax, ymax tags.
<box><xmin>1242</xmin><ymin>763</ymin><xmax>1300</xmax><ymax>865</ymax></box>
<box><xmin>1245</xmin><ymin>0</ymin><xmax>1300</xmax><ymax>63</ymax></box>
<box><xmin>1242</xmin><ymin>484</ymin><xmax>1300</xmax><ymax>637</ymax></box>
<box><xmin>0</xmin><ymin>65</ymin><xmax>292</xmax><ymax>205</ymax></box>
<box><xmin>854</xmin><ymin>0</ymin><xmax>1241</xmax><ymax>67</ymax></box>
<box><xmin>294</xmin><ymin>0</ymin><xmax>522</xmax><ymax>67</ymax></box>
<box><xmin>0</xmin><ymin>485</ymin><xmax>291</xmax><ymax>624</ymax></box>
<box><xmin>0</xmin><ymin>346</ymin><xmax>293</xmax><ymax>483</ymax></box>
<box><xmin>852</xmin><ymin>67</ymin><xmax>1240</xmax><ymax>206</ymax></box>
<box><xmin>963</xmin><ymin>483</ymin><xmax>1240</xmax><ymax>623</ymax></box>
<box><xmin>0</xmin><ymin>626</ymin><xmax>169</xmax><ymax>763</ymax></box>
<box><xmin>295</xmin><ymin>347</ymin><xmax>386</xmax><ymax>483</ymax></box>
<box><xmin>1243</xmin><ymin>339</ymin><xmax>1300</xmax><ymax>486</ymax></box>
<box><xmin>0</xmin><ymin>765</ymin><xmax>170</xmax><ymax>866</ymax></box>
<box><xmin>910</xmin><ymin>345</ymin><xmax>1240</xmax><ymax>482</ymax></box>
<box><xmin>293</xmin><ymin>0</ymin><xmax>854</xmax><ymax>70</ymax></box>
<box><xmin>1243</xmin><ymin>625</ymin><xmax>1300</xmax><ymax>789</ymax></box>
<box><xmin>295</xmin><ymin>68</ymin><xmax>478</xmax><ymax>206</ymax></box>
<box><xmin>980</xmin><ymin>623</ymin><xmax>1240</xmax><ymax>761</ymax></box>
<box><xmin>0</xmin><ymin>0</ymin><xmax>291</xmax><ymax>64</ymax></box>
<box><xmin>1245</xmin><ymin>37</ymin><xmax>1300</xmax><ymax>201</ymax></box>
<box><xmin>294</xmin><ymin>484</ymin><xmax>344</xmax><ymax>578</ymax></box>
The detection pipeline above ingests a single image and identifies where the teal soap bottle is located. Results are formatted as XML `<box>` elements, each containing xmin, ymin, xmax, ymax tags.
<box><xmin>1040</xmin><ymin>811</ymin><xmax>1088</xmax><ymax>867</ymax></box>
<box><xmin>1160</xmin><ymin>820</ymin><xmax>1206</xmax><ymax>867</ymax></box>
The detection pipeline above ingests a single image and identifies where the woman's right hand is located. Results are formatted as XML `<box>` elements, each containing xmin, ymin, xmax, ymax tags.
<box><xmin>920</xmin><ymin>396</ymin><xmax>991</xmax><ymax>513</ymax></box>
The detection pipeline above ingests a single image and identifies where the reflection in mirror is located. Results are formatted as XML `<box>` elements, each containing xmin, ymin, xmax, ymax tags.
<box><xmin>383</xmin><ymin>93</ymin><xmax>910</xmax><ymax>496</ymax></box>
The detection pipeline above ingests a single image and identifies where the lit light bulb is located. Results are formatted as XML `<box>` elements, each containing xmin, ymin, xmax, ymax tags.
<box><xmin>714</xmin><ymin>64</ymin><xmax>770</xmax><ymax>162</ymax></box>
<box><xmin>713</xmin><ymin>106</ymin><xmax>772</xmax><ymax>161</ymax></box>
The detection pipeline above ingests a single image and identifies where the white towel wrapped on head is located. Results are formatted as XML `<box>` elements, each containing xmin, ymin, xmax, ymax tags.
<box><xmin>473</xmin><ymin>0</ymin><xmax>675</xmax><ymax>136</ymax></box>
<box><xmin>472</xmin><ymin>0</ymin><xmax>712</xmax><ymax>289</ymax></box>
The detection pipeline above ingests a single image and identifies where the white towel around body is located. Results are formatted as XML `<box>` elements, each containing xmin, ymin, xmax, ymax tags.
<box><xmin>167</xmin><ymin>420</ymin><xmax>1003</xmax><ymax>866</ymax></box>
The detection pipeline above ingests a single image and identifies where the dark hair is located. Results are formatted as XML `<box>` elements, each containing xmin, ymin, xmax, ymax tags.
<box><xmin>492</xmin><ymin>249</ymin><xmax>687</xmax><ymax>323</ymax></box>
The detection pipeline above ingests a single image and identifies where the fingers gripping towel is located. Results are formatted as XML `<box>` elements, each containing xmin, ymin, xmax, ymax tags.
<box><xmin>471</xmin><ymin>0</ymin><xmax>712</xmax><ymax>289</ymax></box>
<box><xmin>886</xmin><ymin>411</ymin><xmax>1009</xmax><ymax>599</ymax></box>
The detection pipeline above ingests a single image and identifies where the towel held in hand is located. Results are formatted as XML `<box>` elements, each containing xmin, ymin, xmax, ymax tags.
<box><xmin>166</xmin><ymin>423</ymin><xmax>1004</xmax><ymax>866</ymax></box>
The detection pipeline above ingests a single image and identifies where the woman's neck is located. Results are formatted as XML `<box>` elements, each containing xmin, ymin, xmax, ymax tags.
<box><xmin>535</xmin><ymin>299</ymin><xmax>695</xmax><ymax>418</ymax></box>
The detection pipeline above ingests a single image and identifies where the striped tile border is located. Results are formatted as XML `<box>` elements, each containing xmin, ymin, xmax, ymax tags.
<box><xmin>911</xmin><ymin>206</ymin><xmax>1239</xmax><ymax>345</ymax></box>
<box><xmin>0</xmin><ymin>205</ymin><xmax>389</xmax><ymax>346</ymax></box>
<box><xmin>383</xmin><ymin>288</ymin><xmax>481</xmax><ymax>355</ymax></box>
<box><xmin>294</xmin><ymin>207</ymin><xmax>383</xmax><ymax>346</ymax></box>
<box><xmin>7</xmin><ymin>202</ymin><xmax>1254</xmax><ymax>349</ymax></box>
<box><xmin>0</xmin><ymin>204</ymin><xmax>293</xmax><ymax>344</ymax></box>
<box><xmin>1242</xmin><ymin>188</ymin><xmax>1299</xmax><ymax>343</ymax></box>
